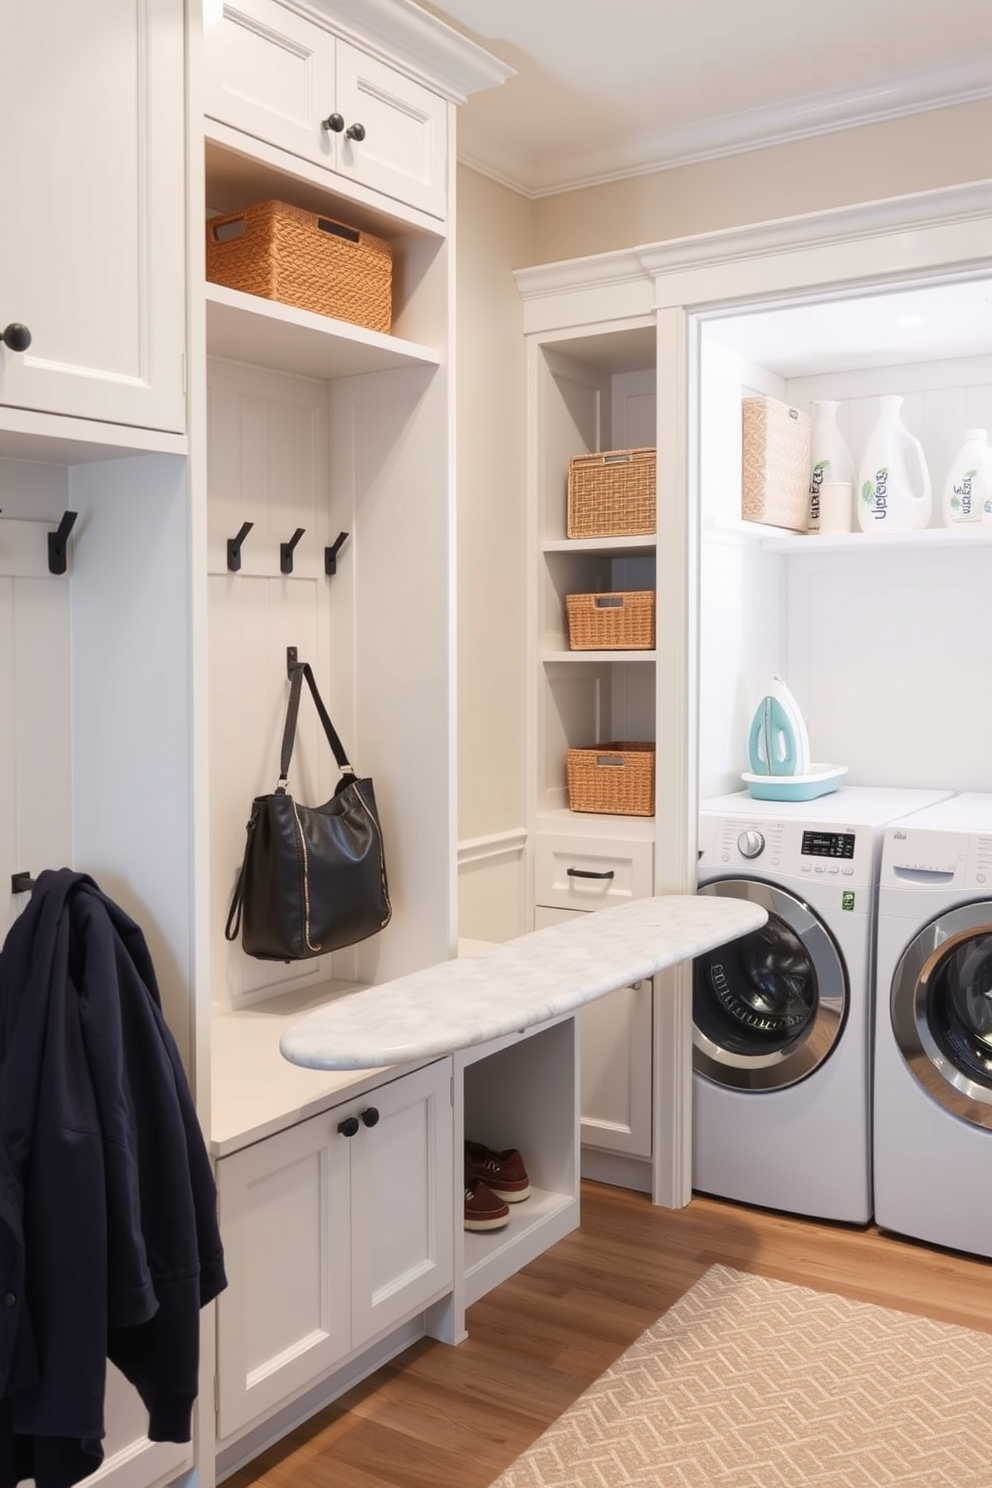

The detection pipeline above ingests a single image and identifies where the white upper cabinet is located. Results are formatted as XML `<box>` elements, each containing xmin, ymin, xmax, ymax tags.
<box><xmin>204</xmin><ymin>0</ymin><xmax>448</xmax><ymax>219</ymax></box>
<box><xmin>0</xmin><ymin>0</ymin><xmax>186</xmax><ymax>434</ymax></box>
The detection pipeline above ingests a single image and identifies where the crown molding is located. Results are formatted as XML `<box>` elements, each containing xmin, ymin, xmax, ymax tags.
<box><xmin>283</xmin><ymin>0</ymin><xmax>514</xmax><ymax>101</ymax></box>
<box><xmin>514</xmin><ymin>179</ymin><xmax>992</xmax><ymax>301</ymax></box>
<box><xmin>461</xmin><ymin>54</ymin><xmax>992</xmax><ymax>199</ymax></box>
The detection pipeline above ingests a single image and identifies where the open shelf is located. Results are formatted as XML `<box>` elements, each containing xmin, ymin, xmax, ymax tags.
<box><xmin>542</xmin><ymin>648</ymin><xmax>656</xmax><ymax>663</ymax></box>
<box><xmin>463</xmin><ymin>1187</ymin><xmax>578</xmax><ymax>1307</ymax></box>
<box><xmin>204</xmin><ymin>282</ymin><xmax>442</xmax><ymax>380</ymax></box>
<box><xmin>704</xmin><ymin>516</ymin><xmax>992</xmax><ymax>554</ymax></box>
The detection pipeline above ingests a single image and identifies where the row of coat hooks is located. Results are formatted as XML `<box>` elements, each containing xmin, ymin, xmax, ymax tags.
<box><xmin>227</xmin><ymin>523</ymin><xmax>349</xmax><ymax>577</ymax></box>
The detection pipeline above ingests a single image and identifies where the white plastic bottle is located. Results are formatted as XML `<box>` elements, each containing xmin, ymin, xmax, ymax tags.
<box><xmin>942</xmin><ymin>429</ymin><xmax>991</xmax><ymax>527</ymax></box>
<box><xmin>857</xmin><ymin>395</ymin><xmax>932</xmax><ymax>532</ymax></box>
<box><xmin>808</xmin><ymin>400</ymin><xmax>854</xmax><ymax>532</ymax></box>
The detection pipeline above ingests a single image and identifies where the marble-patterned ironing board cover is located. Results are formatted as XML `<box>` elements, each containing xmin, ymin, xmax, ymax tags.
<box><xmin>280</xmin><ymin>893</ymin><xmax>766</xmax><ymax>1071</ymax></box>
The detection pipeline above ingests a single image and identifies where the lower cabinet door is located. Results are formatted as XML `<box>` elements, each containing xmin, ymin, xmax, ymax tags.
<box><xmin>534</xmin><ymin>905</ymin><xmax>653</xmax><ymax>1158</ymax></box>
<box><xmin>350</xmin><ymin>1060</ymin><xmax>454</xmax><ymax>1346</ymax></box>
<box><xmin>215</xmin><ymin>1059</ymin><xmax>454</xmax><ymax>1444</ymax></box>
<box><xmin>215</xmin><ymin>1108</ymin><xmax>352</xmax><ymax>1441</ymax></box>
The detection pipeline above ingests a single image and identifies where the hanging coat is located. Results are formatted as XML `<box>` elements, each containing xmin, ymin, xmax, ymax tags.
<box><xmin>0</xmin><ymin>869</ymin><xmax>226</xmax><ymax>1488</ymax></box>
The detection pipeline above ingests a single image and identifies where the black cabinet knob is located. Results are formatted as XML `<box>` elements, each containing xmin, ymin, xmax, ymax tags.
<box><xmin>321</xmin><ymin>111</ymin><xmax>345</xmax><ymax>133</ymax></box>
<box><xmin>345</xmin><ymin>121</ymin><xmax>366</xmax><ymax>142</ymax></box>
<box><xmin>337</xmin><ymin>1115</ymin><xmax>360</xmax><ymax>1138</ymax></box>
<box><xmin>1</xmin><ymin>323</ymin><xmax>31</xmax><ymax>353</ymax></box>
<box><xmin>361</xmin><ymin>1106</ymin><xmax>379</xmax><ymax>1128</ymax></box>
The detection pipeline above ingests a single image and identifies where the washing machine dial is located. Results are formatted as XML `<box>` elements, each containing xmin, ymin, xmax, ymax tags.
<box><xmin>737</xmin><ymin>829</ymin><xmax>765</xmax><ymax>859</ymax></box>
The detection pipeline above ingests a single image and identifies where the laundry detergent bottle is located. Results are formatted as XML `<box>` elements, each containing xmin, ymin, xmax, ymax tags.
<box><xmin>808</xmin><ymin>400</ymin><xmax>854</xmax><ymax>531</ymax></box>
<box><xmin>942</xmin><ymin>429</ymin><xmax>991</xmax><ymax>527</ymax></box>
<box><xmin>857</xmin><ymin>394</ymin><xmax>932</xmax><ymax>532</ymax></box>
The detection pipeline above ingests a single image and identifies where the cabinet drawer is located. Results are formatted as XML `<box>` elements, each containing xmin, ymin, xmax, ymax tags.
<box><xmin>535</xmin><ymin>833</ymin><xmax>653</xmax><ymax>911</ymax></box>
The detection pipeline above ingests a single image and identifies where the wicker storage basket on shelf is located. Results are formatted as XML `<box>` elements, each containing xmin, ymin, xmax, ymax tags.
<box><xmin>741</xmin><ymin>396</ymin><xmax>810</xmax><ymax>532</ymax></box>
<box><xmin>567</xmin><ymin>447</ymin><xmax>656</xmax><ymax>538</ymax></box>
<box><xmin>566</xmin><ymin>742</ymin><xmax>655</xmax><ymax>817</ymax></box>
<box><xmin>206</xmin><ymin>199</ymin><xmax>393</xmax><ymax>334</ymax></box>
<box><xmin>565</xmin><ymin>591</ymin><xmax>655</xmax><ymax>650</ymax></box>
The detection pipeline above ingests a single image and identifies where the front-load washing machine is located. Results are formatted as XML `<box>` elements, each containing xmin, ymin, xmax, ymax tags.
<box><xmin>874</xmin><ymin>792</ymin><xmax>992</xmax><ymax>1257</ymax></box>
<box><xmin>695</xmin><ymin>785</ymin><xmax>953</xmax><ymax>1223</ymax></box>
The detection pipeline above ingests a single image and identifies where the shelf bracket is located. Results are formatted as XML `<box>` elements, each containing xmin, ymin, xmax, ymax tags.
<box><xmin>47</xmin><ymin>510</ymin><xmax>77</xmax><ymax>576</ymax></box>
<box><xmin>280</xmin><ymin>528</ymin><xmax>305</xmax><ymax>575</ymax></box>
<box><xmin>226</xmin><ymin>520</ymin><xmax>254</xmax><ymax>573</ymax></box>
<box><xmin>325</xmin><ymin>530</ymin><xmax>349</xmax><ymax>577</ymax></box>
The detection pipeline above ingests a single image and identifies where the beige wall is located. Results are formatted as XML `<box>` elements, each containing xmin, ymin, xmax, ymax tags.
<box><xmin>454</xmin><ymin>105</ymin><xmax>992</xmax><ymax>939</ymax></box>
<box><xmin>530</xmin><ymin>98</ymin><xmax>992</xmax><ymax>263</ymax></box>
<box><xmin>455</xmin><ymin>167</ymin><xmax>532</xmax><ymax>846</ymax></box>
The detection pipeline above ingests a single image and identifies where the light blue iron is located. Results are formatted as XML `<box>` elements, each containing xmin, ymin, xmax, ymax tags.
<box><xmin>747</xmin><ymin>677</ymin><xmax>810</xmax><ymax>777</ymax></box>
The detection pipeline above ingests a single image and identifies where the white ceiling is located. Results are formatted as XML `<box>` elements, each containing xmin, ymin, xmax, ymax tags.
<box><xmin>419</xmin><ymin>0</ymin><xmax>992</xmax><ymax>198</ymax></box>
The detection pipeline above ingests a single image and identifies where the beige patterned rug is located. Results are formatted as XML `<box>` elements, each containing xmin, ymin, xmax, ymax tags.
<box><xmin>490</xmin><ymin>1264</ymin><xmax>992</xmax><ymax>1487</ymax></box>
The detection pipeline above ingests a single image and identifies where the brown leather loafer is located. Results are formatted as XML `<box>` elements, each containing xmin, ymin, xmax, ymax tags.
<box><xmin>465</xmin><ymin>1140</ymin><xmax>531</xmax><ymax>1201</ymax></box>
<box><xmin>464</xmin><ymin>1176</ymin><xmax>510</xmax><ymax>1231</ymax></box>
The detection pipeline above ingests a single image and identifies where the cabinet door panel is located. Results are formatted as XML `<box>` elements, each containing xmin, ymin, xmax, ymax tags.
<box><xmin>350</xmin><ymin>1062</ymin><xmax>453</xmax><ymax>1346</ymax></box>
<box><xmin>333</xmin><ymin>45</ymin><xmax>446</xmax><ymax>218</ymax></box>
<box><xmin>0</xmin><ymin>0</ymin><xmax>185</xmax><ymax>430</ymax></box>
<box><xmin>534</xmin><ymin>905</ymin><xmax>652</xmax><ymax>1158</ymax></box>
<box><xmin>216</xmin><ymin>1113</ymin><xmax>351</xmax><ymax>1441</ymax></box>
<box><xmin>204</xmin><ymin>0</ymin><xmax>337</xmax><ymax>166</ymax></box>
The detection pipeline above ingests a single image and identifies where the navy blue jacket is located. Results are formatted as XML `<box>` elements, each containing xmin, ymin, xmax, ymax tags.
<box><xmin>0</xmin><ymin>870</ymin><xmax>226</xmax><ymax>1488</ymax></box>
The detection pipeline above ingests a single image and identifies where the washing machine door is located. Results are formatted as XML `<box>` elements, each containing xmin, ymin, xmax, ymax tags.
<box><xmin>694</xmin><ymin>878</ymin><xmax>848</xmax><ymax>1091</ymax></box>
<box><xmin>890</xmin><ymin>900</ymin><xmax>992</xmax><ymax>1129</ymax></box>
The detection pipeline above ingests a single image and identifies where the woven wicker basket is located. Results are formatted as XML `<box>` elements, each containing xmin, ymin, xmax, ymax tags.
<box><xmin>206</xmin><ymin>199</ymin><xmax>393</xmax><ymax>334</ymax></box>
<box><xmin>566</xmin><ymin>742</ymin><xmax>655</xmax><ymax>817</ymax></box>
<box><xmin>741</xmin><ymin>397</ymin><xmax>810</xmax><ymax>532</ymax></box>
<box><xmin>567</xmin><ymin>448</ymin><xmax>656</xmax><ymax>538</ymax></box>
<box><xmin>566</xmin><ymin>591</ymin><xmax>655</xmax><ymax>650</ymax></box>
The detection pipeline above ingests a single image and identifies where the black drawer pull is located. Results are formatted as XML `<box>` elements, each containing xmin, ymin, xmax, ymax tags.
<box><xmin>361</xmin><ymin>1106</ymin><xmax>379</xmax><ymax>1128</ymax></box>
<box><xmin>566</xmin><ymin>868</ymin><xmax>615</xmax><ymax>879</ymax></box>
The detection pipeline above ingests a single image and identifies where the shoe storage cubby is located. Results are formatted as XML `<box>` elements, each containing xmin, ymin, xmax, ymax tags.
<box><xmin>456</xmin><ymin>1015</ymin><xmax>579</xmax><ymax>1309</ymax></box>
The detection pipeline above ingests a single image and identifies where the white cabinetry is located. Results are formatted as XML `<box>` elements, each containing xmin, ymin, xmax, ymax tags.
<box><xmin>0</xmin><ymin>0</ymin><xmax>185</xmax><ymax>438</ymax></box>
<box><xmin>215</xmin><ymin>1060</ymin><xmax>452</xmax><ymax>1443</ymax></box>
<box><xmin>517</xmin><ymin>181</ymin><xmax>992</xmax><ymax>1210</ymax></box>
<box><xmin>204</xmin><ymin>0</ymin><xmax>448</xmax><ymax>218</ymax></box>
<box><xmin>524</xmin><ymin>326</ymin><xmax>660</xmax><ymax>1187</ymax></box>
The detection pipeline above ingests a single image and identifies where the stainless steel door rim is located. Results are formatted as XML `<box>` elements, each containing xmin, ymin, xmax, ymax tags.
<box><xmin>694</xmin><ymin>878</ymin><xmax>847</xmax><ymax>1091</ymax></box>
<box><xmin>890</xmin><ymin>901</ymin><xmax>992</xmax><ymax>1129</ymax></box>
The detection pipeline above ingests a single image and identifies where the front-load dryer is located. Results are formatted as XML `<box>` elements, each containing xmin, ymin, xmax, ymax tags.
<box><xmin>874</xmin><ymin>792</ymin><xmax>992</xmax><ymax>1257</ymax></box>
<box><xmin>695</xmin><ymin>785</ymin><xmax>953</xmax><ymax>1223</ymax></box>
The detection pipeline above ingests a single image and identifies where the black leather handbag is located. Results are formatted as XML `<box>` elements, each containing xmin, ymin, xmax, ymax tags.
<box><xmin>225</xmin><ymin>661</ymin><xmax>391</xmax><ymax>961</ymax></box>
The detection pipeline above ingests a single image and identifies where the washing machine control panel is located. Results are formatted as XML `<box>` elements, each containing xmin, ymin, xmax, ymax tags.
<box><xmin>737</xmin><ymin>829</ymin><xmax>765</xmax><ymax>858</ymax></box>
<box><xmin>699</xmin><ymin>814</ymin><xmax>872</xmax><ymax>886</ymax></box>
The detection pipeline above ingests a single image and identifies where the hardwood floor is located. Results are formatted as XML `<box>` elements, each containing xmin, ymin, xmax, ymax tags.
<box><xmin>225</xmin><ymin>1181</ymin><xmax>992</xmax><ymax>1488</ymax></box>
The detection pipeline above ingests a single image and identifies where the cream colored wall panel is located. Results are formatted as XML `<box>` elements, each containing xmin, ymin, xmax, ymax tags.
<box><xmin>328</xmin><ymin>366</ymin><xmax>455</xmax><ymax>982</ymax></box>
<box><xmin>92</xmin><ymin>1368</ymin><xmax>190</xmax><ymax>1488</ymax></box>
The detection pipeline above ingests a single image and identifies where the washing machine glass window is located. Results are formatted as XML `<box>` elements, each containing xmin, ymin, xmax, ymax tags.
<box><xmin>694</xmin><ymin>879</ymin><xmax>848</xmax><ymax>1091</ymax></box>
<box><xmin>890</xmin><ymin>901</ymin><xmax>992</xmax><ymax>1129</ymax></box>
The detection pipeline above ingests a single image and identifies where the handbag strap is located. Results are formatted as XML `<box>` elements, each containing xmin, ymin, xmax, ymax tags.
<box><xmin>279</xmin><ymin>662</ymin><xmax>356</xmax><ymax>787</ymax></box>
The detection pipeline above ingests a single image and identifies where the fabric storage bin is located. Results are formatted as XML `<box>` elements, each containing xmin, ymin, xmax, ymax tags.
<box><xmin>566</xmin><ymin>742</ymin><xmax>655</xmax><ymax>817</ymax></box>
<box><xmin>567</xmin><ymin>448</ymin><xmax>656</xmax><ymax>538</ymax></box>
<box><xmin>566</xmin><ymin>591</ymin><xmax>655</xmax><ymax>650</ymax></box>
<box><xmin>206</xmin><ymin>199</ymin><xmax>393</xmax><ymax>334</ymax></box>
<box><xmin>741</xmin><ymin>396</ymin><xmax>810</xmax><ymax>532</ymax></box>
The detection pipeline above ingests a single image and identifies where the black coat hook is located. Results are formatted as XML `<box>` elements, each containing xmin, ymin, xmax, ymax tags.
<box><xmin>325</xmin><ymin>530</ymin><xmax>349</xmax><ymax>576</ymax></box>
<box><xmin>11</xmin><ymin>872</ymin><xmax>37</xmax><ymax>894</ymax></box>
<box><xmin>227</xmin><ymin>520</ymin><xmax>254</xmax><ymax>572</ymax></box>
<box><xmin>280</xmin><ymin>528</ymin><xmax>305</xmax><ymax>575</ymax></box>
<box><xmin>48</xmin><ymin>511</ymin><xmax>77</xmax><ymax>576</ymax></box>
